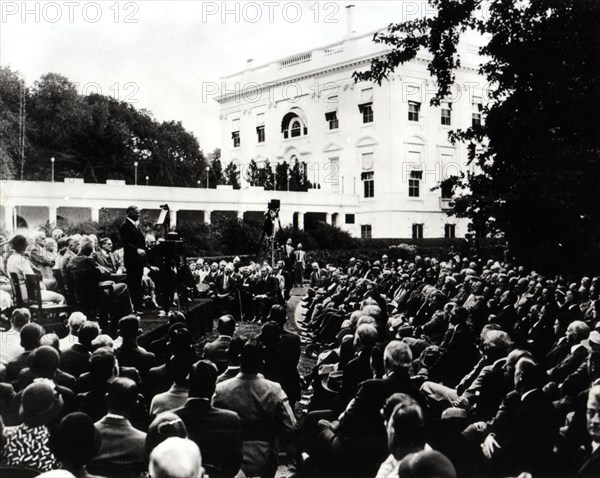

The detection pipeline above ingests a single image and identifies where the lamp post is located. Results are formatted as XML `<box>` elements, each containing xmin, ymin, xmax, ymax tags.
<box><xmin>197</xmin><ymin>180</ymin><xmax>201</xmax><ymax>188</ymax></box>
<box><xmin>134</xmin><ymin>162</ymin><xmax>138</xmax><ymax>185</ymax></box>
<box><xmin>50</xmin><ymin>157</ymin><xmax>55</xmax><ymax>182</ymax></box>
<box><xmin>205</xmin><ymin>166</ymin><xmax>210</xmax><ymax>189</ymax></box>
<box><xmin>145</xmin><ymin>175</ymin><xmax>149</xmax><ymax>186</ymax></box>
<box><xmin>287</xmin><ymin>171</ymin><xmax>290</xmax><ymax>192</ymax></box>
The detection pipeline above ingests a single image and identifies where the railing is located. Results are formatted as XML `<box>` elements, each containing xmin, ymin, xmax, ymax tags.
<box><xmin>278</xmin><ymin>52</ymin><xmax>312</xmax><ymax>69</ymax></box>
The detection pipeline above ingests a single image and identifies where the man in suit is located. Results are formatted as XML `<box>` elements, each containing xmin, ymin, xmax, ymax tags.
<box><xmin>212</xmin><ymin>265</ymin><xmax>239</xmax><ymax>317</ymax></box>
<box><xmin>115</xmin><ymin>315</ymin><xmax>156</xmax><ymax>379</ymax></box>
<box><xmin>60</xmin><ymin>322</ymin><xmax>100</xmax><ymax>378</ymax></box>
<box><xmin>282</xmin><ymin>238</ymin><xmax>295</xmax><ymax>272</ymax></box>
<box><xmin>311</xmin><ymin>341</ymin><xmax>427</xmax><ymax>477</ymax></box>
<box><xmin>95</xmin><ymin>237</ymin><xmax>122</xmax><ymax>274</ymax></box>
<box><xmin>119</xmin><ymin>205</ymin><xmax>146</xmax><ymax>310</ymax></box>
<box><xmin>252</xmin><ymin>267</ymin><xmax>278</xmax><ymax>322</ymax></box>
<box><xmin>92</xmin><ymin>377</ymin><xmax>147</xmax><ymax>475</ymax></box>
<box><xmin>214</xmin><ymin>339</ymin><xmax>296</xmax><ymax>478</ymax></box>
<box><xmin>5</xmin><ymin>322</ymin><xmax>44</xmax><ymax>383</ymax></box>
<box><xmin>204</xmin><ymin>315</ymin><xmax>235</xmax><ymax>374</ymax></box>
<box><xmin>578</xmin><ymin>384</ymin><xmax>600</xmax><ymax>477</ymax></box>
<box><xmin>68</xmin><ymin>237</ymin><xmax>134</xmax><ymax>333</ymax></box>
<box><xmin>481</xmin><ymin>358</ymin><xmax>559</xmax><ymax>477</ymax></box>
<box><xmin>175</xmin><ymin>360</ymin><xmax>242</xmax><ymax>478</ymax></box>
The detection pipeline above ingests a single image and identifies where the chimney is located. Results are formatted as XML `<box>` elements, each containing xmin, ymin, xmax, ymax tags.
<box><xmin>345</xmin><ymin>4</ymin><xmax>355</xmax><ymax>37</ymax></box>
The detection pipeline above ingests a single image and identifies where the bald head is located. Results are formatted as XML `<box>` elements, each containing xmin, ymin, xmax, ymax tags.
<box><xmin>398</xmin><ymin>450</ymin><xmax>457</xmax><ymax>478</ymax></box>
<box><xmin>149</xmin><ymin>437</ymin><xmax>202</xmax><ymax>478</ymax></box>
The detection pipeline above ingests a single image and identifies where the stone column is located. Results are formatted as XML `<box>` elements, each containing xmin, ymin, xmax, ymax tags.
<box><xmin>325</xmin><ymin>212</ymin><xmax>333</xmax><ymax>226</ymax></box>
<box><xmin>170</xmin><ymin>209</ymin><xmax>178</xmax><ymax>229</ymax></box>
<box><xmin>90</xmin><ymin>207</ymin><xmax>100</xmax><ymax>223</ymax></box>
<box><xmin>4</xmin><ymin>205</ymin><xmax>14</xmax><ymax>234</ymax></box>
<box><xmin>48</xmin><ymin>206</ymin><xmax>58</xmax><ymax>226</ymax></box>
<box><xmin>237</xmin><ymin>210</ymin><xmax>245</xmax><ymax>221</ymax></box>
<box><xmin>296</xmin><ymin>212</ymin><xmax>304</xmax><ymax>230</ymax></box>
<box><xmin>204</xmin><ymin>210</ymin><xmax>212</xmax><ymax>225</ymax></box>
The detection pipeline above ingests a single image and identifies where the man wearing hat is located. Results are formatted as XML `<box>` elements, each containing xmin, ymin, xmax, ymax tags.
<box><xmin>0</xmin><ymin>380</ymin><xmax>64</xmax><ymax>471</ymax></box>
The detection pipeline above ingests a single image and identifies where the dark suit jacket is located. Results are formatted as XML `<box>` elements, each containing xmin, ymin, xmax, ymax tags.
<box><xmin>578</xmin><ymin>446</ymin><xmax>600</xmax><ymax>477</ymax></box>
<box><xmin>214</xmin><ymin>275</ymin><xmax>239</xmax><ymax>297</ymax></box>
<box><xmin>119</xmin><ymin>220</ymin><xmax>145</xmax><ymax>271</ymax></box>
<box><xmin>337</xmin><ymin>371</ymin><xmax>427</xmax><ymax>466</ymax></box>
<box><xmin>59</xmin><ymin>343</ymin><xmax>91</xmax><ymax>378</ymax></box>
<box><xmin>92</xmin><ymin>415</ymin><xmax>146</xmax><ymax>473</ymax></box>
<box><xmin>338</xmin><ymin>349</ymin><xmax>373</xmax><ymax>411</ymax></box>
<box><xmin>429</xmin><ymin>322</ymin><xmax>477</xmax><ymax>387</ymax></box>
<box><xmin>6</xmin><ymin>351</ymin><xmax>32</xmax><ymax>384</ymax></box>
<box><xmin>262</xmin><ymin>330</ymin><xmax>301</xmax><ymax>404</ymax></box>
<box><xmin>67</xmin><ymin>254</ymin><xmax>110</xmax><ymax>304</ymax></box>
<box><xmin>175</xmin><ymin>398</ymin><xmax>242</xmax><ymax>478</ymax></box>
<box><xmin>253</xmin><ymin>277</ymin><xmax>278</xmax><ymax>298</ymax></box>
<box><xmin>115</xmin><ymin>344</ymin><xmax>155</xmax><ymax>378</ymax></box>
<box><xmin>143</xmin><ymin>363</ymin><xmax>172</xmax><ymax>402</ymax></box>
<box><xmin>490</xmin><ymin>389</ymin><xmax>559</xmax><ymax>476</ymax></box>
<box><xmin>204</xmin><ymin>335</ymin><xmax>232</xmax><ymax>374</ymax></box>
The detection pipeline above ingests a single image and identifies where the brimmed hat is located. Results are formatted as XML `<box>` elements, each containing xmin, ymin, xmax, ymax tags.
<box><xmin>583</xmin><ymin>330</ymin><xmax>600</xmax><ymax>351</ymax></box>
<box><xmin>20</xmin><ymin>379</ymin><xmax>64</xmax><ymax>427</ymax></box>
<box><xmin>321</xmin><ymin>371</ymin><xmax>343</xmax><ymax>394</ymax></box>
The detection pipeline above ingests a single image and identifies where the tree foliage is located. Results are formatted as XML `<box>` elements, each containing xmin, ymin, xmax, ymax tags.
<box><xmin>0</xmin><ymin>67</ymin><xmax>208</xmax><ymax>187</ymax></box>
<box><xmin>355</xmin><ymin>0</ymin><xmax>600</xmax><ymax>272</ymax></box>
<box><xmin>224</xmin><ymin>161</ymin><xmax>241</xmax><ymax>189</ymax></box>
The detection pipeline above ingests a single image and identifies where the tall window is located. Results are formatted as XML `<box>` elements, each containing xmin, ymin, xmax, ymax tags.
<box><xmin>361</xmin><ymin>225</ymin><xmax>372</xmax><ymax>239</ymax></box>
<box><xmin>472</xmin><ymin>100</ymin><xmax>483</xmax><ymax>127</ymax></box>
<box><xmin>408</xmin><ymin>101</ymin><xmax>421</xmax><ymax>122</ymax></box>
<box><xmin>325</xmin><ymin>111</ymin><xmax>339</xmax><ymax>129</ymax></box>
<box><xmin>232</xmin><ymin>118</ymin><xmax>240</xmax><ymax>148</ymax></box>
<box><xmin>256</xmin><ymin>126</ymin><xmax>265</xmax><ymax>143</ymax></box>
<box><xmin>441</xmin><ymin>103</ymin><xmax>452</xmax><ymax>125</ymax></box>
<box><xmin>441</xmin><ymin>181</ymin><xmax>453</xmax><ymax>199</ymax></box>
<box><xmin>359</xmin><ymin>87</ymin><xmax>374</xmax><ymax>123</ymax></box>
<box><xmin>409</xmin><ymin>170</ymin><xmax>422</xmax><ymax>197</ymax></box>
<box><xmin>256</xmin><ymin>113</ymin><xmax>265</xmax><ymax>143</ymax></box>
<box><xmin>362</xmin><ymin>172</ymin><xmax>374</xmax><ymax>198</ymax></box>
<box><xmin>232</xmin><ymin>131</ymin><xmax>240</xmax><ymax>148</ymax></box>
<box><xmin>412</xmin><ymin>223</ymin><xmax>424</xmax><ymax>239</ymax></box>
<box><xmin>444</xmin><ymin>224</ymin><xmax>456</xmax><ymax>238</ymax></box>
<box><xmin>362</xmin><ymin>152</ymin><xmax>374</xmax><ymax>198</ymax></box>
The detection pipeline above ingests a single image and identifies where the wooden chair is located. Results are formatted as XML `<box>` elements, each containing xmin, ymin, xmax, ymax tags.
<box><xmin>24</xmin><ymin>274</ymin><xmax>73</xmax><ymax>330</ymax></box>
<box><xmin>9</xmin><ymin>272</ymin><xmax>25</xmax><ymax>308</ymax></box>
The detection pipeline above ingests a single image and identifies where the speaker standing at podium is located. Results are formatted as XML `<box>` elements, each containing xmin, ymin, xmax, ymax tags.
<box><xmin>119</xmin><ymin>206</ymin><xmax>146</xmax><ymax>311</ymax></box>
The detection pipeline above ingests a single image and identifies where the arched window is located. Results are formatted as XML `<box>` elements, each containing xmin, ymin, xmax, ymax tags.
<box><xmin>281</xmin><ymin>111</ymin><xmax>308</xmax><ymax>139</ymax></box>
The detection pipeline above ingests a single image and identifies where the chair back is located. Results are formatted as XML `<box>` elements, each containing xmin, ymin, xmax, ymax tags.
<box><xmin>0</xmin><ymin>465</ymin><xmax>42</xmax><ymax>478</ymax></box>
<box><xmin>25</xmin><ymin>274</ymin><xmax>44</xmax><ymax>309</ymax></box>
<box><xmin>9</xmin><ymin>272</ymin><xmax>24</xmax><ymax>307</ymax></box>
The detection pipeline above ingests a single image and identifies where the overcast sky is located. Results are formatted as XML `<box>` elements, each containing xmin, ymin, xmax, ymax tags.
<box><xmin>1</xmin><ymin>1</ymin><xmax>437</xmax><ymax>152</ymax></box>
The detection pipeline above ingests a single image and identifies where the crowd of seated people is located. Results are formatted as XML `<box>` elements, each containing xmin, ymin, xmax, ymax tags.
<box><xmin>192</xmin><ymin>257</ymin><xmax>294</xmax><ymax>322</ymax></box>
<box><xmin>0</xmin><ymin>247</ymin><xmax>600</xmax><ymax>478</ymax></box>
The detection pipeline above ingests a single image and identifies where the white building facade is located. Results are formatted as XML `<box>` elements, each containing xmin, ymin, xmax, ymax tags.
<box><xmin>217</xmin><ymin>30</ymin><xmax>486</xmax><ymax>239</ymax></box>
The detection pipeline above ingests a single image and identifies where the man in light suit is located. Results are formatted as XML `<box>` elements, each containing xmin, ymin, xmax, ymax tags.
<box><xmin>119</xmin><ymin>206</ymin><xmax>146</xmax><ymax>310</ymax></box>
<box><xmin>92</xmin><ymin>377</ymin><xmax>147</xmax><ymax>475</ymax></box>
<box><xmin>95</xmin><ymin>237</ymin><xmax>122</xmax><ymax>274</ymax></box>
<box><xmin>204</xmin><ymin>315</ymin><xmax>236</xmax><ymax>374</ymax></box>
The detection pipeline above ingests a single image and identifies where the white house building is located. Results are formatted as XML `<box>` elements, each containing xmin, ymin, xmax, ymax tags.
<box><xmin>217</xmin><ymin>28</ymin><xmax>486</xmax><ymax>239</ymax></box>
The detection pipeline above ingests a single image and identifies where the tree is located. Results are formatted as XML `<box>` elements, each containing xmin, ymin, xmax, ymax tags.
<box><xmin>82</xmin><ymin>161</ymin><xmax>97</xmax><ymax>183</ymax></box>
<box><xmin>355</xmin><ymin>0</ymin><xmax>600</xmax><ymax>273</ymax></box>
<box><xmin>209</xmin><ymin>158</ymin><xmax>224</xmax><ymax>187</ymax></box>
<box><xmin>224</xmin><ymin>161</ymin><xmax>241</xmax><ymax>189</ymax></box>
<box><xmin>275</xmin><ymin>161</ymin><xmax>289</xmax><ymax>191</ymax></box>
